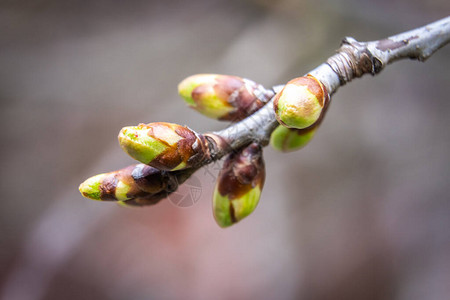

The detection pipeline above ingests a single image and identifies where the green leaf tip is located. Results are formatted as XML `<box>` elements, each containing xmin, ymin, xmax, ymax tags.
<box><xmin>270</xmin><ymin>125</ymin><xmax>316</xmax><ymax>152</ymax></box>
<box><xmin>79</xmin><ymin>174</ymin><xmax>104</xmax><ymax>201</ymax></box>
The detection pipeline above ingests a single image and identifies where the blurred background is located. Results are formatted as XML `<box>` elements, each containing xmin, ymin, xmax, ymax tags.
<box><xmin>1</xmin><ymin>1</ymin><xmax>449</xmax><ymax>299</ymax></box>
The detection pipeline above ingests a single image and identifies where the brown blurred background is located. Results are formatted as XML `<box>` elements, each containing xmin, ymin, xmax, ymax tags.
<box><xmin>1</xmin><ymin>1</ymin><xmax>449</xmax><ymax>299</ymax></box>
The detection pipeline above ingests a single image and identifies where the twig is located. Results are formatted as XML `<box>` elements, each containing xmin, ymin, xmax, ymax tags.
<box><xmin>207</xmin><ymin>16</ymin><xmax>450</xmax><ymax>159</ymax></box>
<box><xmin>79</xmin><ymin>17</ymin><xmax>450</xmax><ymax>206</ymax></box>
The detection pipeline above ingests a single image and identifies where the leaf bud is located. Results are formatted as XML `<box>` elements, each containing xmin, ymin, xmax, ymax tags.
<box><xmin>79</xmin><ymin>164</ymin><xmax>178</xmax><ymax>201</ymax></box>
<box><xmin>270</xmin><ymin>125</ymin><xmax>316</xmax><ymax>152</ymax></box>
<box><xmin>178</xmin><ymin>74</ymin><xmax>273</xmax><ymax>121</ymax></box>
<box><xmin>274</xmin><ymin>75</ymin><xmax>329</xmax><ymax>129</ymax></box>
<box><xmin>118</xmin><ymin>122</ymin><xmax>207</xmax><ymax>171</ymax></box>
<box><xmin>213</xmin><ymin>143</ymin><xmax>265</xmax><ymax>228</ymax></box>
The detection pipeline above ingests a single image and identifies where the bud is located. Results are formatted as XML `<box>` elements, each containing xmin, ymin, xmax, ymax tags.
<box><xmin>118</xmin><ymin>122</ymin><xmax>207</xmax><ymax>171</ymax></box>
<box><xmin>274</xmin><ymin>75</ymin><xmax>329</xmax><ymax>129</ymax></box>
<box><xmin>79</xmin><ymin>164</ymin><xmax>178</xmax><ymax>201</ymax></box>
<box><xmin>213</xmin><ymin>143</ymin><xmax>265</xmax><ymax>227</ymax></box>
<box><xmin>178</xmin><ymin>74</ymin><xmax>273</xmax><ymax>121</ymax></box>
<box><xmin>270</xmin><ymin>125</ymin><xmax>316</xmax><ymax>152</ymax></box>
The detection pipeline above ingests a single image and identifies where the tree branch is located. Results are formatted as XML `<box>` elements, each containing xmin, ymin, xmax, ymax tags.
<box><xmin>206</xmin><ymin>16</ymin><xmax>450</xmax><ymax>159</ymax></box>
<box><xmin>79</xmin><ymin>17</ymin><xmax>450</xmax><ymax>207</ymax></box>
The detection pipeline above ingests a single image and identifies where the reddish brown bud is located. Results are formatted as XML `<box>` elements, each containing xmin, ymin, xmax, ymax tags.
<box><xmin>213</xmin><ymin>143</ymin><xmax>265</xmax><ymax>227</ymax></box>
<box><xmin>119</xmin><ymin>122</ymin><xmax>208</xmax><ymax>171</ymax></box>
<box><xmin>178</xmin><ymin>74</ymin><xmax>273</xmax><ymax>121</ymax></box>
<box><xmin>79</xmin><ymin>164</ymin><xmax>178</xmax><ymax>201</ymax></box>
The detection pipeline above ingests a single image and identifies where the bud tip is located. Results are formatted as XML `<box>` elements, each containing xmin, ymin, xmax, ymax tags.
<box><xmin>118</xmin><ymin>125</ymin><xmax>168</xmax><ymax>165</ymax></box>
<box><xmin>79</xmin><ymin>174</ymin><xmax>103</xmax><ymax>201</ymax></box>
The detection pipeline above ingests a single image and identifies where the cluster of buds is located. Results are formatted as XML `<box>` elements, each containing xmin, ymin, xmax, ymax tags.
<box><xmin>79</xmin><ymin>72</ymin><xmax>331</xmax><ymax>227</ymax></box>
<box><xmin>77</xmin><ymin>15</ymin><xmax>448</xmax><ymax>228</ymax></box>
<box><xmin>80</xmin><ymin>122</ymin><xmax>207</xmax><ymax>207</ymax></box>
<box><xmin>178</xmin><ymin>73</ymin><xmax>329</xmax><ymax>152</ymax></box>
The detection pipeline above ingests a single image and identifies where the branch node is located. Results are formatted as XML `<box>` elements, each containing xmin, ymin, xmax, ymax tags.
<box><xmin>203</xmin><ymin>133</ymin><xmax>230</xmax><ymax>161</ymax></box>
<box><xmin>326</xmin><ymin>37</ymin><xmax>384</xmax><ymax>85</ymax></box>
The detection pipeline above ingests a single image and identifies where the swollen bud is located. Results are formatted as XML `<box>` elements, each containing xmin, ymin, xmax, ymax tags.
<box><xmin>270</xmin><ymin>125</ymin><xmax>316</xmax><ymax>152</ymax></box>
<box><xmin>178</xmin><ymin>74</ymin><xmax>273</xmax><ymax>121</ymax></box>
<box><xmin>274</xmin><ymin>75</ymin><xmax>329</xmax><ymax>129</ymax></box>
<box><xmin>118</xmin><ymin>122</ymin><xmax>207</xmax><ymax>171</ymax></box>
<box><xmin>79</xmin><ymin>164</ymin><xmax>178</xmax><ymax>201</ymax></box>
<box><xmin>213</xmin><ymin>143</ymin><xmax>265</xmax><ymax>228</ymax></box>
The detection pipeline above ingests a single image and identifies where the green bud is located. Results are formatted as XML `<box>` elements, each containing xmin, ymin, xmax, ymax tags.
<box><xmin>274</xmin><ymin>75</ymin><xmax>329</xmax><ymax>129</ymax></box>
<box><xmin>118</xmin><ymin>122</ymin><xmax>207</xmax><ymax>171</ymax></box>
<box><xmin>178</xmin><ymin>74</ymin><xmax>273</xmax><ymax>121</ymax></box>
<box><xmin>79</xmin><ymin>164</ymin><xmax>178</xmax><ymax>201</ymax></box>
<box><xmin>213</xmin><ymin>143</ymin><xmax>265</xmax><ymax>228</ymax></box>
<box><xmin>270</xmin><ymin>125</ymin><xmax>316</xmax><ymax>152</ymax></box>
